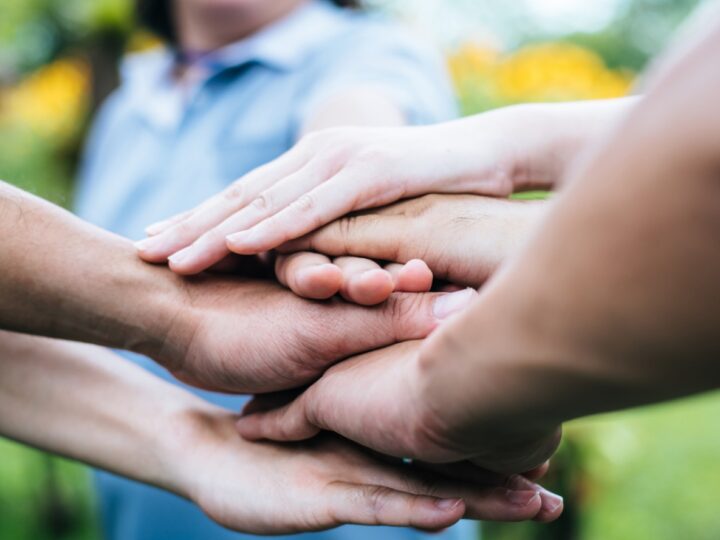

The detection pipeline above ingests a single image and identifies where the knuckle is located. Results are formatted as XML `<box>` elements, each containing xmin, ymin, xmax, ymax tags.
<box><xmin>222</xmin><ymin>181</ymin><xmax>246</xmax><ymax>204</ymax></box>
<box><xmin>365</xmin><ymin>485</ymin><xmax>391</xmax><ymax>521</ymax></box>
<box><xmin>292</xmin><ymin>193</ymin><xmax>316</xmax><ymax>214</ymax></box>
<box><xmin>385</xmin><ymin>293</ymin><xmax>430</xmax><ymax>340</ymax></box>
<box><xmin>251</xmin><ymin>192</ymin><xmax>273</xmax><ymax>213</ymax></box>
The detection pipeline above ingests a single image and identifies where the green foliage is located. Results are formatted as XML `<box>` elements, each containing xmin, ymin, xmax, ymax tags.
<box><xmin>0</xmin><ymin>0</ymin><xmax>133</xmax><ymax>75</ymax></box>
<box><xmin>0</xmin><ymin>439</ymin><xmax>98</xmax><ymax>540</ymax></box>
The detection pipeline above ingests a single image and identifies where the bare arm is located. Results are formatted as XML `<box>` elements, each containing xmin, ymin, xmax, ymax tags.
<box><xmin>419</xmin><ymin>17</ymin><xmax>720</xmax><ymax>443</ymax></box>
<box><xmin>0</xmin><ymin>180</ymin><xmax>475</xmax><ymax>394</ymax></box>
<box><xmin>0</xmin><ymin>331</ymin><xmax>551</xmax><ymax>532</ymax></box>
<box><xmin>0</xmin><ymin>181</ymin><xmax>181</xmax><ymax>355</ymax></box>
<box><xmin>235</xmin><ymin>15</ymin><xmax>720</xmax><ymax>477</ymax></box>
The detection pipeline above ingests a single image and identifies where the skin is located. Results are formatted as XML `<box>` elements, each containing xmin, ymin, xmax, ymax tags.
<box><xmin>277</xmin><ymin>194</ymin><xmax>549</xmax><ymax>288</ymax></box>
<box><xmin>236</xmin><ymin>17</ymin><xmax>720</xmax><ymax>479</ymax></box>
<box><xmin>0</xmin><ymin>181</ymin><xmax>474</xmax><ymax>393</ymax></box>
<box><xmin>137</xmin><ymin>0</ymin><xmax>430</xmax><ymax>305</ymax></box>
<box><xmin>139</xmin><ymin>98</ymin><xmax>637</xmax><ymax>283</ymax></box>
<box><xmin>0</xmin><ymin>332</ymin><xmax>561</xmax><ymax>533</ymax></box>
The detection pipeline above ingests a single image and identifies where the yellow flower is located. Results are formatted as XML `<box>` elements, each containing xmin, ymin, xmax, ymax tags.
<box><xmin>448</xmin><ymin>41</ymin><xmax>635</xmax><ymax>114</ymax></box>
<box><xmin>1</xmin><ymin>58</ymin><xmax>91</xmax><ymax>141</ymax></box>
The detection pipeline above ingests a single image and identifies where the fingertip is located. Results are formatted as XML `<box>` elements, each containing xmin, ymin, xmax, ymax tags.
<box><xmin>167</xmin><ymin>249</ymin><xmax>202</xmax><ymax>275</ymax></box>
<box><xmin>294</xmin><ymin>264</ymin><xmax>343</xmax><ymax>299</ymax></box>
<box><xmin>144</xmin><ymin>222</ymin><xmax>166</xmax><ymax>236</ymax></box>
<box><xmin>226</xmin><ymin>230</ymin><xmax>267</xmax><ymax>255</ymax></box>
<box><xmin>395</xmin><ymin>259</ymin><xmax>433</xmax><ymax>292</ymax></box>
<box><xmin>533</xmin><ymin>490</ymin><xmax>564</xmax><ymax>523</ymax></box>
<box><xmin>345</xmin><ymin>269</ymin><xmax>394</xmax><ymax>306</ymax></box>
<box><xmin>134</xmin><ymin>237</ymin><xmax>167</xmax><ymax>263</ymax></box>
<box><xmin>235</xmin><ymin>415</ymin><xmax>265</xmax><ymax>441</ymax></box>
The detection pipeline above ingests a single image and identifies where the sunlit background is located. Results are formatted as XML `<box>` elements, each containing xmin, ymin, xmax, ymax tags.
<box><xmin>1</xmin><ymin>1</ymin><xmax>718</xmax><ymax>539</ymax></box>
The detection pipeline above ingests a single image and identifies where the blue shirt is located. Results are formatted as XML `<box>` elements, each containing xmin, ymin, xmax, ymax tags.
<box><xmin>76</xmin><ymin>2</ymin><xmax>471</xmax><ymax>539</ymax></box>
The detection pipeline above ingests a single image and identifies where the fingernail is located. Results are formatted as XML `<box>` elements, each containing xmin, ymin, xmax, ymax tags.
<box><xmin>226</xmin><ymin>230</ymin><xmax>254</xmax><ymax>246</ymax></box>
<box><xmin>542</xmin><ymin>491</ymin><xmax>564</xmax><ymax>512</ymax></box>
<box><xmin>506</xmin><ymin>490</ymin><xmax>539</xmax><ymax>507</ymax></box>
<box><xmin>134</xmin><ymin>237</ymin><xmax>156</xmax><ymax>252</ymax></box>
<box><xmin>432</xmin><ymin>288</ymin><xmax>477</xmax><ymax>320</ymax></box>
<box><xmin>168</xmin><ymin>246</ymin><xmax>191</xmax><ymax>265</ymax></box>
<box><xmin>434</xmin><ymin>498</ymin><xmax>463</xmax><ymax>511</ymax></box>
<box><xmin>145</xmin><ymin>220</ymin><xmax>167</xmax><ymax>235</ymax></box>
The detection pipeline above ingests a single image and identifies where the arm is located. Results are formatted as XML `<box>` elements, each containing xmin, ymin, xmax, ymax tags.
<box><xmin>0</xmin><ymin>331</ymin><xmax>554</xmax><ymax>532</ymax></box>
<box><xmin>0</xmin><ymin>180</ymin><xmax>473</xmax><ymax>393</ymax></box>
<box><xmin>236</xmin><ymin>17</ymin><xmax>720</xmax><ymax>475</ymax></box>
<box><xmin>0</xmin><ymin>180</ymin><xmax>179</xmax><ymax>354</ymax></box>
<box><xmin>136</xmin><ymin>97</ymin><xmax>636</xmax><ymax>276</ymax></box>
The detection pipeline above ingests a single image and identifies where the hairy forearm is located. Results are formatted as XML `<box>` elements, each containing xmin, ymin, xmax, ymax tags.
<box><xmin>0</xmin><ymin>181</ymin><xmax>184</xmax><ymax>355</ymax></box>
<box><xmin>0</xmin><ymin>331</ymin><xmax>220</xmax><ymax>497</ymax></box>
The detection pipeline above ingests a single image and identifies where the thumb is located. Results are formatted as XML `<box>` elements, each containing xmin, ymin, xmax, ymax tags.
<box><xmin>236</xmin><ymin>393</ymin><xmax>320</xmax><ymax>442</ymax></box>
<box><xmin>382</xmin><ymin>288</ymin><xmax>478</xmax><ymax>341</ymax></box>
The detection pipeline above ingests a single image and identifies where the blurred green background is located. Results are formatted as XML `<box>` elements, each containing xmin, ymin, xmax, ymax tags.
<box><xmin>1</xmin><ymin>1</ymin><xmax>718</xmax><ymax>539</ymax></box>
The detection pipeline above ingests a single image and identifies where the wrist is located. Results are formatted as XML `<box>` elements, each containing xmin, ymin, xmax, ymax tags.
<box><xmin>418</xmin><ymin>295</ymin><xmax>560</xmax><ymax>439</ymax></box>
<box><xmin>497</xmin><ymin>104</ymin><xmax>585</xmax><ymax>191</ymax></box>
<box><xmin>417</xmin><ymin>323</ymin><xmax>562</xmax><ymax>471</ymax></box>
<box><xmin>118</xmin><ymin>249</ymin><xmax>196</xmax><ymax>367</ymax></box>
<box><xmin>158</xmin><ymin>397</ymin><xmax>239</xmax><ymax>505</ymax></box>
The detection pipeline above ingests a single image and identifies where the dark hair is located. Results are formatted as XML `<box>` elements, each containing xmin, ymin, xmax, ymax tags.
<box><xmin>136</xmin><ymin>0</ymin><xmax>362</xmax><ymax>44</ymax></box>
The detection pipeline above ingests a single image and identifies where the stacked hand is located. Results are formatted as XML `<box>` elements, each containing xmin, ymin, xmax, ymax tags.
<box><xmin>135</xmin><ymin>103</ymin><xmax>580</xmax><ymax>303</ymax></box>
<box><xmin>236</xmin><ymin>340</ymin><xmax>562</xmax><ymax>480</ymax></box>
<box><xmin>129</xmin><ymin>107</ymin><xmax>576</xmax><ymax>527</ymax></box>
<box><xmin>187</xmin><ymin>413</ymin><xmax>562</xmax><ymax>532</ymax></box>
<box><xmin>150</xmin><ymin>274</ymin><xmax>476</xmax><ymax>393</ymax></box>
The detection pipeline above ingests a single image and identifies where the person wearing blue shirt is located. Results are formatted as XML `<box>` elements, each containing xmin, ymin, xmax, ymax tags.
<box><xmin>75</xmin><ymin>0</ymin><xmax>471</xmax><ymax>538</ymax></box>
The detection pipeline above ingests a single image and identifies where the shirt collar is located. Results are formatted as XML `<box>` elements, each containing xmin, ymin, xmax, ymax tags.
<box><xmin>207</xmin><ymin>0</ymin><xmax>349</xmax><ymax>72</ymax></box>
<box><xmin>117</xmin><ymin>0</ymin><xmax>350</xmax><ymax>130</ymax></box>
<box><xmin>121</xmin><ymin>0</ymin><xmax>348</xmax><ymax>87</ymax></box>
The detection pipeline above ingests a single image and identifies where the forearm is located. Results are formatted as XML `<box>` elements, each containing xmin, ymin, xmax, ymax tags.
<box><xmin>0</xmin><ymin>181</ymin><xmax>185</xmax><ymax>355</ymax></box>
<box><xmin>0</xmin><ymin>331</ymin><xmax>219</xmax><ymax>497</ymax></box>
<box><xmin>423</xmin><ymin>30</ymin><xmax>720</xmax><ymax>437</ymax></box>
<box><xmin>442</xmin><ymin>97</ymin><xmax>640</xmax><ymax>192</ymax></box>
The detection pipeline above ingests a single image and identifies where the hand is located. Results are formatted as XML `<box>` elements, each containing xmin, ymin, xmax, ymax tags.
<box><xmin>135</xmin><ymin>104</ymin><xmax>573</xmax><ymax>274</ymax></box>
<box><xmin>198</xmin><ymin>251</ymin><xmax>434</xmax><ymax>306</ymax></box>
<box><xmin>175</xmin><ymin>408</ymin><xmax>562</xmax><ymax>533</ymax></box>
<box><xmin>279</xmin><ymin>194</ymin><xmax>547</xmax><ymax>288</ymax></box>
<box><xmin>149</xmin><ymin>276</ymin><xmax>477</xmax><ymax>393</ymax></box>
<box><xmin>236</xmin><ymin>340</ymin><xmax>562</xmax><ymax>477</ymax></box>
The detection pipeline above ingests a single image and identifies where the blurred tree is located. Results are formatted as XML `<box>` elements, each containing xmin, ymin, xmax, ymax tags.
<box><xmin>0</xmin><ymin>0</ymin><xmax>133</xmax><ymax>109</ymax></box>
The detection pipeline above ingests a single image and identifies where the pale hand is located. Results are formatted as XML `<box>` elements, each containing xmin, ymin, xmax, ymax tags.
<box><xmin>135</xmin><ymin>110</ymin><xmax>548</xmax><ymax>274</ymax></box>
